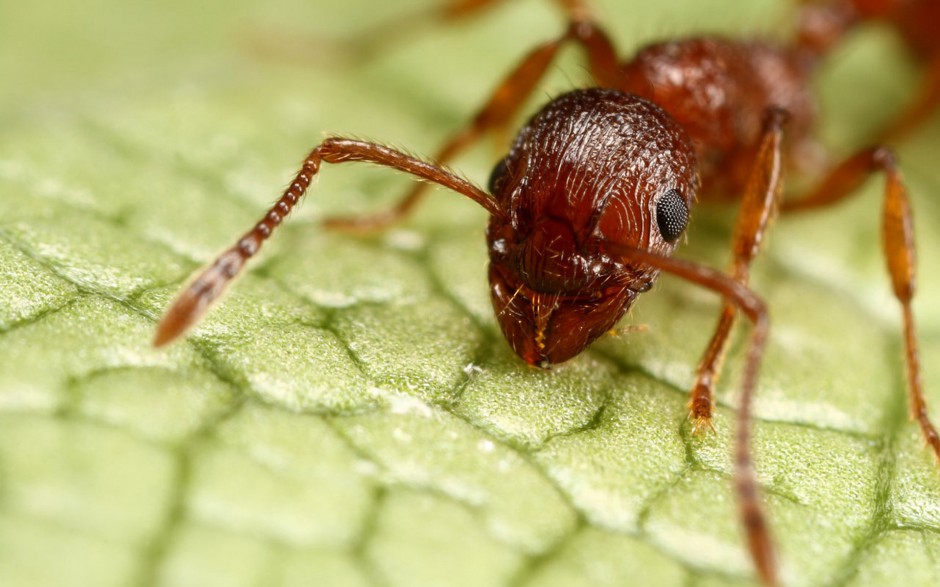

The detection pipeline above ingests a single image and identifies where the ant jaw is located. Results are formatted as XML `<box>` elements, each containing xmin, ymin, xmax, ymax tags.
<box><xmin>489</xmin><ymin>273</ymin><xmax>636</xmax><ymax>367</ymax></box>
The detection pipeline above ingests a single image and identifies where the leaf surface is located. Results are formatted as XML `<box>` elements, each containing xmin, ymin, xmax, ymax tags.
<box><xmin>1</xmin><ymin>1</ymin><xmax>939</xmax><ymax>586</ymax></box>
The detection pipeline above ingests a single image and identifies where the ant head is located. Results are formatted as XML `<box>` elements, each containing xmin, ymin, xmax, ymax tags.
<box><xmin>485</xmin><ymin>88</ymin><xmax>698</xmax><ymax>366</ymax></box>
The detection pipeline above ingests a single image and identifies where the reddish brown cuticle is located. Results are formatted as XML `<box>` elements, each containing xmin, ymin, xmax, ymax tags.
<box><xmin>154</xmin><ymin>2</ymin><xmax>940</xmax><ymax>584</ymax></box>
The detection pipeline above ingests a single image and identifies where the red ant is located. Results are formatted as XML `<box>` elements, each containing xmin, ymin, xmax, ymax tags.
<box><xmin>154</xmin><ymin>0</ymin><xmax>940</xmax><ymax>584</ymax></box>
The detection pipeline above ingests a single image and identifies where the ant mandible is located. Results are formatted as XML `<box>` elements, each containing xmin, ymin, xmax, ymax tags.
<box><xmin>154</xmin><ymin>0</ymin><xmax>940</xmax><ymax>584</ymax></box>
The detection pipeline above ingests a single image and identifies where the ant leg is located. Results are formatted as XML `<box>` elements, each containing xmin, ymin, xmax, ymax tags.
<box><xmin>610</xmin><ymin>244</ymin><xmax>777</xmax><ymax>587</ymax></box>
<box><xmin>794</xmin><ymin>0</ymin><xmax>858</xmax><ymax>59</ymax></box>
<box><xmin>876</xmin><ymin>54</ymin><xmax>940</xmax><ymax>145</ymax></box>
<box><xmin>253</xmin><ymin>0</ymin><xmax>600</xmax><ymax>68</ymax></box>
<box><xmin>689</xmin><ymin>109</ymin><xmax>788</xmax><ymax>433</ymax></box>
<box><xmin>333</xmin><ymin>0</ymin><xmax>603</xmax><ymax>53</ymax></box>
<box><xmin>795</xmin><ymin>0</ymin><xmax>940</xmax><ymax>141</ymax></box>
<box><xmin>334</xmin><ymin>0</ymin><xmax>507</xmax><ymax>60</ymax></box>
<box><xmin>249</xmin><ymin>1</ymin><xmax>509</xmax><ymax>65</ymax></box>
<box><xmin>435</xmin><ymin>0</ymin><xmax>597</xmax><ymax>21</ymax></box>
<box><xmin>783</xmin><ymin>147</ymin><xmax>940</xmax><ymax>460</ymax></box>
<box><xmin>389</xmin><ymin>0</ymin><xmax>597</xmax><ymax>24</ymax></box>
<box><xmin>324</xmin><ymin>18</ymin><xmax>620</xmax><ymax>232</ymax></box>
<box><xmin>153</xmin><ymin>137</ymin><xmax>499</xmax><ymax>347</ymax></box>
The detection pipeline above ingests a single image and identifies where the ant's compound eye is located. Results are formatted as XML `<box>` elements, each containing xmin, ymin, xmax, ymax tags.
<box><xmin>656</xmin><ymin>188</ymin><xmax>688</xmax><ymax>242</ymax></box>
<box><xmin>488</xmin><ymin>156</ymin><xmax>509</xmax><ymax>194</ymax></box>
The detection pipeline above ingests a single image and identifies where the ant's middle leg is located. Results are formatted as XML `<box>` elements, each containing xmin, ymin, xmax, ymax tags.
<box><xmin>781</xmin><ymin>145</ymin><xmax>940</xmax><ymax>460</ymax></box>
<box><xmin>688</xmin><ymin>108</ymin><xmax>788</xmax><ymax>433</ymax></box>
<box><xmin>797</xmin><ymin>1</ymin><xmax>940</xmax><ymax>145</ymax></box>
<box><xmin>324</xmin><ymin>16</ymin><xmax>620</xmax><ymax>232</ymax></box>
<box><xmin>875</xmin><ymin>53</ymin><xmax>940</xmax><ymax>145</ymax></box>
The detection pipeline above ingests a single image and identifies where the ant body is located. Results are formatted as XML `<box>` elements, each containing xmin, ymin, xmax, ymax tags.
<box><xmin>155</xmin><ymin>0</ymin><xmax>940</xmax><ymax>584</ymax></box>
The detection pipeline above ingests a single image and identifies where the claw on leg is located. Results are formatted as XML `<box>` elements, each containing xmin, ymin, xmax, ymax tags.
<box><xmin>688</xmin><ymin>389</ymin><xmax>716</xmax><ymax>434</ymax></box>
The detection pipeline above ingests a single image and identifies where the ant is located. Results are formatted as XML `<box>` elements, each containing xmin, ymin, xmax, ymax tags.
<box><xmin>154</xmin><ymin>0</ymin><xmax>940</xmax><ymax>584</ymax></box>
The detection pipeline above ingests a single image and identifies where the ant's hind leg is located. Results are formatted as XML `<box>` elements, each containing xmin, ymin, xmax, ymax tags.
<box><xmin>876</xmin><ymin>54</ymin><xmax>940</xmax><ymax>145</ymax></box>
<box><xmin>688</xmin><ymin>108</ymin><xmax>788</xmax><ymax>433</ymax></box>
<box><xmin>783</xmin><ymin>146</ymin><xmax>940</xmax><ymax>460</ymax></box>
<box><xmin>324</xmin><ymin>17</ymin><xmax>621</xmax><ymax>232</ymax></box>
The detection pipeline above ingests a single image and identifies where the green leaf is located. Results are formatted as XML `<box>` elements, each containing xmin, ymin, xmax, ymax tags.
<box><xmin>2</xmin><ymin>1</ymin><xmax>939</xmax><ymax>586</ymax></box>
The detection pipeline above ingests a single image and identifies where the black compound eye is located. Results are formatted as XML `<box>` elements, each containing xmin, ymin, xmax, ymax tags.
<box><xmin>656</xmin><ymin>188</ymin><xmax>689</xmax><ymax>242</ymax></box>
<box><xmin>487</xmin><ymin>156</ymin><xmax>509</xmax><ymax>194</ymax></box>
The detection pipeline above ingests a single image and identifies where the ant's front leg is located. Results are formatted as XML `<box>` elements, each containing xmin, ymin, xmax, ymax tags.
<box><xmin>688</xmin><ymin>108</ymin><xmax>788</xmax><ymax>433</ymax></box>
<box><xmin>782</xmin><ymin>146</ymin><xmax>940</xmax><ymax>460</ymax></box>
<box><xmin>324</xmin><ymin>17</ymin><xmax>620</xmax><ymax>232</ymax></box>
<box><xmin>609</xmin><ymin>244</ymin><xmax>777</xmax><ymax>586</ymax></box>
